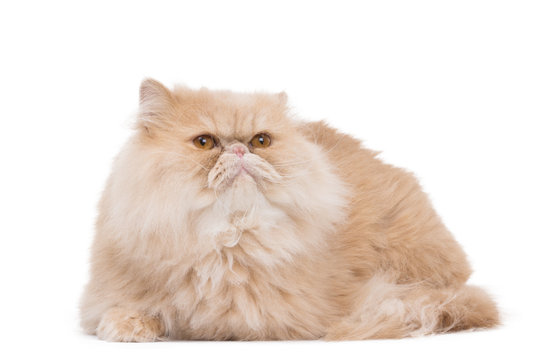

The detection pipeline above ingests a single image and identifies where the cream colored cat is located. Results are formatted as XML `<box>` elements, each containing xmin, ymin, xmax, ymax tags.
<box><xmin>80</xmin><ymin>79</ymin><xmax>499</xmax><ymax>341</ymax></box>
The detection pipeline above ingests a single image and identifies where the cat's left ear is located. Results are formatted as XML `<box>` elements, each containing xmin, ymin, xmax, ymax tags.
<box><xmin>277</xmin><ymin>91</ymin><xmax>288</xmax><ymax>106</ymax></box>
<box><xmin>137</xmin><ymin>78</ymin><xmax>176</xmax><ymax>134</ymax></box>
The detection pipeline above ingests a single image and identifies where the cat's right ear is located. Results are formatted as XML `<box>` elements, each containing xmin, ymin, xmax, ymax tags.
<box><xmin>137</xmin><ymin>78</ymin><xmax>175</xmax><ymax>135</ymax></box>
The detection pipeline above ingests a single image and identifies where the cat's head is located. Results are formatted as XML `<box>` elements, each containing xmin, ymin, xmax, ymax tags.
<box><xmin>110</xmin><ymin>79</ymin><xmax>348</xmax><ymax>250</ymax></box>
<box><xmin>135</xmin><ymin>79</ymin><xmax>330</xmax><ymax>200</ymax></box>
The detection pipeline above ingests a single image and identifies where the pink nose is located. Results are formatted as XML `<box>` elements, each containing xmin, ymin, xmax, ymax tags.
<box><xmin>231</xmin><ymin>144</ymin><xmax>246</xmax><ymax>158</ymax></box>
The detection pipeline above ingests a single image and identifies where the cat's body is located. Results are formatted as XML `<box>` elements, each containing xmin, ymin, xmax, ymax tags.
<box><xmin>80</xmin><ymin>79</ymin><xmax>498</xmax><ymax>341</ymax></box>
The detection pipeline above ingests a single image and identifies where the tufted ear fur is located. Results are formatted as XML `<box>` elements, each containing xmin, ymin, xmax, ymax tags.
<box><xmin>137</xmin><ymin>78</ymin><xmax>176</xmax><ymax>134</ymax></box>
<box><xmin>276</xmin><ymin>91</ymin><xmax>288</xmax><ymax>107</ymax></box>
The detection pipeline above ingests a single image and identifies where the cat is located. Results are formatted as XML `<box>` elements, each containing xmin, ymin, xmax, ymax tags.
<box><xmin>80</xmin><ymin>79</ymin><xmax>499</xmax><ymax>341</ymax></box>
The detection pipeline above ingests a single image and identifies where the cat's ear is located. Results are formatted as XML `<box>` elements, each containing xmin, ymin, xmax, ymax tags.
<box><xmin>139</xmin><ymin>78</ymin><xmax>171</xmax><ymax>105</ymax></box>
<box><xmin>137</xmin><ymin>78</ymin><xmax>176</xmax><ymax>134</ymax></box>
<box><xmin>277</xmin><ymin>91</ymin><xmax>288</xmax><ymax>106</ymax></box>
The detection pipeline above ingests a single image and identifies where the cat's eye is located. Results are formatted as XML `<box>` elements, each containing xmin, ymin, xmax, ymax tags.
<box><xmin>193</xmin><ymin>135</ymin><xmax>216</xmax><ymax>150</ymax></box>
<box><xmin>249</xmin><ymin>133</ymin><xmax>271</xmax><ymax>148</ymax></box>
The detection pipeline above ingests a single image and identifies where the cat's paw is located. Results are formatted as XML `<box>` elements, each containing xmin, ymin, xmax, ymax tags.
<box><xmin>96</xmin><ymin>307</ymin><xmax>165</xmax><ymax>342</ymax></box>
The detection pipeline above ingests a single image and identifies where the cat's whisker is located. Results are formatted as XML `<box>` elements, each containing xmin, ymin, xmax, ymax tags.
<box><xmin>149</xmin><ymin>150</ymin><xmax>211</xmax><ymax>171</ymax></box>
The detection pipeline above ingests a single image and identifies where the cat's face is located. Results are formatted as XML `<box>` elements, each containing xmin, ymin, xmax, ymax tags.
<box><xmin>136</xmin><ymin>79</ymin><xmax>321</xmax><ymax>204</ymax></box>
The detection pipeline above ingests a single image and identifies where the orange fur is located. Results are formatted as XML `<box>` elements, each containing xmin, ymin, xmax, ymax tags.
<box><xmin>80</xmin><ymin>79</ymin><xmax>499</xmax><ymax>341</ymax></box>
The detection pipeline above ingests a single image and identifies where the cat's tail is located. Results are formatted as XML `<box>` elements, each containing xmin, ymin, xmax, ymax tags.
<box><xmin>325</xmin><ymin>275</ymin><xmax>499</xmax><ymax>340</ymax></box>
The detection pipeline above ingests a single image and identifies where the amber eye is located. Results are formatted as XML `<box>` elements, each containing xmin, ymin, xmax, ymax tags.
<box><xmin>249</xmin><ymin>133</ymin><xmax>271</xmax><ymax>148</ymax></box>
<box><xmin>193</xmin><ymin>135</ymin><xmax>216</xmax><ymax>150</ymax></box>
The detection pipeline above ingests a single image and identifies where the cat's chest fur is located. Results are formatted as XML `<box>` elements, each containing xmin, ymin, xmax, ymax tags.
<box><xmin>169</xmin><ymin>180</ymin><xmax>332</xmax><ymax>339</ymax></box>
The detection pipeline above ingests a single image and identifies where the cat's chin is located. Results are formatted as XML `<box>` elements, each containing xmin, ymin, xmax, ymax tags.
<box><xmin>233</xmin><ymin>167</ymin><xmax>254</xmax><ymax>182</ymax></box>
<box><xmin>215</xmin><ymin>171</ymin><xmax>261</xmax><ymax>212</ymax></box>
<box><xmin>214</xmin><ymin>168</ymin><xmax>256</xmax><ymax>191</ymax></box>
<box><xmin>231</xmin><ymin>171</ymin><xmax>257</xmax><ymax>188</ymax></box>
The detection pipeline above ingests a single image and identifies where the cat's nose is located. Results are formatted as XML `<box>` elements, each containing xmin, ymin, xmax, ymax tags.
<box><xmin>229</xmin><ymin>144</ymin><xmax>247</xmax><ymax>158</ymax></box>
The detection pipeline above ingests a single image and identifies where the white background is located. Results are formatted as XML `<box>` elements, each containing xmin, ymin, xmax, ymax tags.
<box><xmin>1</xmin><ymin>1</ymin><xmax>539</xmax><ymax>359</ymax></box>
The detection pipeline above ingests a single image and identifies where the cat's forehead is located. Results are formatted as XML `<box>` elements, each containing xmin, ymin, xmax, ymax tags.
<box><xmin>178</xmin><ymin>90</ymin><xmax>287</xmax><ymax>140</ymax></box>
<box><xmin>198</xmin><ymin>113</ymin><xmax>262</xmax><ymax>139</ymax></box>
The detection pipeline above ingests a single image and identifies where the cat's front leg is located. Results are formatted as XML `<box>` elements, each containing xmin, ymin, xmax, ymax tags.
<box><xmin>96</xmin><ymin>307</ymin><xmax>165</xmax><ymax>342</ymax></box>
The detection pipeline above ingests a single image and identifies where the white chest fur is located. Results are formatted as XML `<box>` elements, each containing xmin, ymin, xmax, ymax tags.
<box><xmin>169</xmin><ymin>177</ymin><xmax>325</xmax><ymax>338</ymax></box>
<box><xmin>190</xmin><ymin>177</ymin><xmax>301</xmax><ymax>287</ymax></box>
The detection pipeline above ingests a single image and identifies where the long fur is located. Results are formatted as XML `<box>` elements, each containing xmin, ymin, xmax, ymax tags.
<box><xmin>80</xmin><ymin>79</ymin><xmax>499</xmax><ymax>341</ymax></box>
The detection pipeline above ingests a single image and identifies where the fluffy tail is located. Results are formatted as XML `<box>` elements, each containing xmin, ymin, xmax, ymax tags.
<box><xmin>325</xmin><ymin>276</ymin><xmax>499</xmax><ymax>340</ymax></box>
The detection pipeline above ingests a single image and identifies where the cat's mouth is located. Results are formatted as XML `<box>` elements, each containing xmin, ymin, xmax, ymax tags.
<box><xmin>207</xmin><ymin>153</ymin><xmax>281</xmax><ymax>190</ymax></box>
<box><xmin>236</xmin><ymin>165</ymin><xmax>253</xmax><ymax>178</ymax></box>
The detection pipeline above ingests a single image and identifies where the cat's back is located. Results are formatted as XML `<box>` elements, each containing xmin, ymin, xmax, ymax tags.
<box><xmin>299</xmin><ymin>120</ymin><xmax>471</xmax><ymax>285</ymax></box>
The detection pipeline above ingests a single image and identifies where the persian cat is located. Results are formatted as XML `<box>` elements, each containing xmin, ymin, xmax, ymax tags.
<box><xmin>80</xmin><ymin>79</ymin><xmax>499</xmax><ymax>341</ymax></box>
